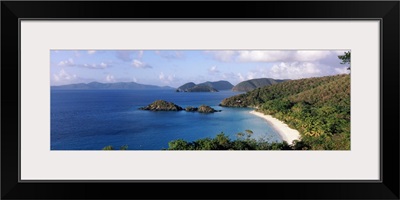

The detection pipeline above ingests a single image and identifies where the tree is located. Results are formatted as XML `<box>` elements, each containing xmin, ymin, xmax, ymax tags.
<box><xmin>102</xmin><ymin>145</ymin><xmax>129</xmax><ymax>150</ymax></box>
<box><xmin>102</xmin><ymin>145</ymin><xmax>114</xmax><ymax>150</ymax></box>
<box><xmin>338</xmin><ymin>51</ymin><xmax>351</xmax><ymax>70</ymax></box>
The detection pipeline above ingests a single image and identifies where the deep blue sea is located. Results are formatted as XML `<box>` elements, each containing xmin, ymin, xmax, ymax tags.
<box><xmin>51</xmin><ymin>89</ymin><xmax>282</xmax><ymax>150</ymax></box>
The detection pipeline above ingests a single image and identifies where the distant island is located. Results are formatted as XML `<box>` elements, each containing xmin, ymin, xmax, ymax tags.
<box><xmin>139</xmin><ymin>100</ymin><xmax>221</xmax><ymax>113</ymax></box>
<box><xmin>51</xmin><ymin>82</ymin><xmax>175</xmax><ymax>90</ymax></box>
<box><xmin>52</xmin><ymin>79</ymin><xmax>290</xmax><ymax>92</ymax></box>
<box><xmin>232</xmin><ymin>78</ymin><xmax>288</xmax><ymax>92</ymax></box>
<box><xmin>176</xmin><ymin>81</ymin><xmax>233</xmax><ymax>92</ymax></box>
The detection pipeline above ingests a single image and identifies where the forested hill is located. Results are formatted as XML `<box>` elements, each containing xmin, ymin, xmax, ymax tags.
<box><xmin>176</xmin><ymin>80</ymin><xmax>233</xmax><ymax>92</ymax></box>
<box><xmin>232</xmin><ymin>78</ymin><xmax>287</xmax><ymax>92</ymax></box>
<box><xmin>220</xmin><ymin>74</ymin><xmax>350</xmax><ymax>150</ymax></box>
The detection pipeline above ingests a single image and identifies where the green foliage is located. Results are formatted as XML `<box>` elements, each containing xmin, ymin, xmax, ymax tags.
<box><xmin>167</xmin><ymin>132</ymin><xmax>293</xmax><ymax>150</ymax></box>
<box><xmin>338</xmin><ymin>51</ymin><xmax>351</xmax><ymax>70</ymax></box>
<box><xmin>232</xmin><ymin>78</ymin><xmax>286</xmax><ymax>92</ymax></box>
<box><xmin>168</xmin><ymin>139</ymin><xmax>190</xmax><ymax>150</ymax></box>
<box><xmin>221</xmin><ymin>74</ymin><xmax>350</xmax><ymax>150</ymax></box>
<box><xmin>102</xmin><ymin>145</ymin><xmax>129</xmax><ymax>150</ymax></box>
<box><xmin>102</xmin><ymin>145</ymin><xmax>114</xmax><ymax>150</ymax></box>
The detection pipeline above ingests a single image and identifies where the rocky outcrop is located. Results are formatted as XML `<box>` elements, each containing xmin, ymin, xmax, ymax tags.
<box><xmin>140</xmin><ymin>101</ymin><xmax>221</xmax><ymax>113</ymax></box>
<box><xmin>185</xmin><ymin>106</ymin><xmax>198</xmax><ymax>112</ymax></box>
<box><xmin>139</xmin><ymin>100</ymin><xmax>183</xmax><ymax>111</ymax></box>
<box><xmin>198</xmin><ymin>105</ymin><xmax>221</xmax><ymax>113</ymax></box>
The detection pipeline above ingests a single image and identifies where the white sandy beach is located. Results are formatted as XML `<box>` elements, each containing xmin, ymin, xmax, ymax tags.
<box><xmin>250</xmin><ymin>110</ymin><xmax>300</xmax><ymax>145</ymax></box>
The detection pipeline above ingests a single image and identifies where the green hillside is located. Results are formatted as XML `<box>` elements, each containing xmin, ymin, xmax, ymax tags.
<box><xmin>176</xmin><ymin>80</ymin><xmax>233</xmax><ymax>92</ymax></box>
<box><xmin>220</xmin><ymin>74</ymin><xmax>350</xmax><ymax>150</ymax></box>
<box><xmin>198</xmin><ymin>80</ymin><xmax>234</xmax><ymax>90</ymax></box>
<box><xmin>232</xmin><ymin>78</ymin><xmax>287</xmax><ymax>92</ymax></box>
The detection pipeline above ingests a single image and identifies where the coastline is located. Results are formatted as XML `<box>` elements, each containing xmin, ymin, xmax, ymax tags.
<box><xmin>249</xmin><ymin>110</ymin><xmax>300</xmax><ymax>145</ymax></box>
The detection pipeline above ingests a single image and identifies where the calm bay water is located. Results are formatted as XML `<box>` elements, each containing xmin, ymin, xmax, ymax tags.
<box><xmin>51</xmin><ymin>89</ymin><xmax>282</xmax><ymax>150</ymax></box>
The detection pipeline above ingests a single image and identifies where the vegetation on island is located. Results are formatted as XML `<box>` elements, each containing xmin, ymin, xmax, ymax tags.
<box><xmin>197</xmin><ymin>81</ymin><xmax>234</xmax><ymax>90</ymax></box>
<box><xmin>175</xmin><ymin>82</ymin><xmax>196</xmax><ymax>92</ymax></box>
<box><xmin>139</xmin><ymin>100</ymin><xmax>221</xmax><ymax>113</ymax></box>
<box><xmin>185</xmin><ymin>106</ymin><xmax>198</xmax><ymax>112</ymax></box>
<box><xmin>198</xmin><ymin>105</ymin><xmax>221</xmax><ymax>113</ymax></box>
<box><xmin>139</xmin><ymin>100</ymin><xmax>183</xmax><ymax>111</ymax></box>
<box><xmin>220</xmin><ymin>74</ymin><xmax>350</xmax><ymax>150</ymax></box>
<box><xmin>184</xmin><ymin>85</ymin><xmax>218</xmax><ymax>92</ymax></box>
<box><xmin>232</xmin><ymin>78</ymin><xmax>288</xmax><ymax>92</ymax></box>
<box><xmin>176</xmin><ymin>80</ymin><xmax>233</xmax><ymax>92</ymax></box>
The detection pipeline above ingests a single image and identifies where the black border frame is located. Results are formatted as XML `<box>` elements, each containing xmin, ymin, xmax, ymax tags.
<box><xmin>2</xmin><ymin>1</ymin><xmax>399</xmax><ymax>199</ymax></box>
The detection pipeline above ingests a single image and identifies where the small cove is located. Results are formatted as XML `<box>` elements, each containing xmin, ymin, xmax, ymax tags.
<box><xmin>51</xmin><ymin>89</ymin><xmax>282</xmax><ymax>150</ymax></box>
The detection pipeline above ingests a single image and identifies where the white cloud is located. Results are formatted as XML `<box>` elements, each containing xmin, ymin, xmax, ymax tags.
<box><xmin>106</xmin><ymin>74</ymin><xmax>116</xmax><ymax>82</ymax></box>
<box><xmin>334</xmin><ymin>67</ymin><xmax>350</xmax><ymax>74</ymax></box>
<box><xmin>246</xmin><ymin>72</ymin><xmax>257</xmax><ymax>80</ymax></box>
<box><xmin>87</xmin><ymin>50</ymin><xmax>96</xmax><ymax>55</ymax></box>
<box><xmin>293</xmin><ymin>51</ymin><xmax>331</xmax><ymax>62</ymax></box>
<box><xmin>237</xmin><ymin>73</ymin><xmax>245</xmax><ymax>82</ymax></box>
<box><xmin>100</xmin><ymin>62</ymin><xmax>108</xmax><ymax>68</ymax></box>
<box><xmin>334</xmin><ymin>50</ymin><xmax>349</xmax><ymax>55</ymax></box>
<box><xmin>206</xmin><ymin>51</ymin><xmax>235</xmax><ymax>62</ymax></box>
<box><xmin>208</xmin><ymin>50</ymin><xmax>345</xmax><ymax>64</ymax></box>
<box><xmin>132</xmin><ymin>59</ymin><xmax>152</xmax><ymax>68</ymax></box>
<box><xmin>208</xmin><ymin>66</ymin><xmax>220</xmax><ymax>74</ymax></box>
<box><xmin>53</xmin><ymin>69</ymin><xmax>77</xmax><ymax>82</ymax></box>
<box><xmin>237</xmin><ymin>51</ymin><xmax>291</xmax><ymax>62</ymax></box>
<box><xmin>82</xmin><ymin>62</ymin><xmax>109</xmax><ymax>69</ymax></box>
<box><xmin>159</xmin><ymin>72</ymin><xmax>175</xmax><ymax>84</ymax></box>
<box><xmin>269</xmin><ymin>62</ymin><xmax>322</xmax><ymax>79</ymax></box>
<box><xmin>58</xmin><ymin>58</ymin><xmax>75</xmax><ymax>67</ymax></box>
<box><xmin>58</xmin><ymin>58</ymin><xmax>109</xmax><ymax>69</ymax></box>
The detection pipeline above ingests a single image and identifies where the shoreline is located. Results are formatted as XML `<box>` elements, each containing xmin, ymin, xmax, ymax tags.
<box><xmin>249</xmin><ymin>110</ymin><xmax>300</xmax><ymax>145</ymax></box>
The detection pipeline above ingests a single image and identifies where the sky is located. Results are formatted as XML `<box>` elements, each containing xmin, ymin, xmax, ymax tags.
<box><xmin>50</xmin><ymin>50</ymin><xmax>350</xmax><ymax>87</ymax></box>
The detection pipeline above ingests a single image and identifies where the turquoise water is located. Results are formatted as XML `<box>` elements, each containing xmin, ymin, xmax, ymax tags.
<box><xmin>51</xmin><ymin>89</ymin><xmax>282</xmax><ymax>150</ymax></box>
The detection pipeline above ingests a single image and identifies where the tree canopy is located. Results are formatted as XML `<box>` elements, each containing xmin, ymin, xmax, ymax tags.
<box><xmin>338</xmin><ymin>51</ymin><xmax>351</xmax><ymax>70</ymax></box>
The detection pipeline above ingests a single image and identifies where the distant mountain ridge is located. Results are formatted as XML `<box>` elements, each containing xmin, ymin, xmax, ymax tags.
<box><xmin>176</xmin><ymin>82</ymin><xmax>196</xmax><ymax>92</ymax></box>
<box><xmin>51</xmin><ymin>82</ymin><xmax>174</xmax><ymax>90</ymax></box>
<box><xmin>176</xmin><ymin>80</ymin><xmax>233</xmax><ymax>92</ymax></box>
<box><xmin>197</xmin><ymin>81</ymin><xmax>234</xmax><ymax>90</ymax></box>
<box><xmin>232</xmin><ymin>78</ymin><xmax>288</xmax><ymax>92</ymax></box>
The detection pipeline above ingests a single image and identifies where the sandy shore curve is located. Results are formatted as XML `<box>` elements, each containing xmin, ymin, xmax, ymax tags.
<box><xmin>250</xmin><ymin>110</ymin><xmax>300</xmax><ymax>145</ymax></box>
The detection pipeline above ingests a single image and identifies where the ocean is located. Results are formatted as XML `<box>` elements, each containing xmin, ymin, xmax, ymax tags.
<box><xmin>51</xmin><ymin>89</ymin><xmax>282</xmax><ymax>150</ymax></box>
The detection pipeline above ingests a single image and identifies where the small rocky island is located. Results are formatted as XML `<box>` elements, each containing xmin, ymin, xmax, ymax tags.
<box><xmin>139</xmin><ymin>100</ymin><xmax>220</xmax><ymax>113</ymax></box>
<box><xmin>139</xmin><ymin>100</ymin><xmax>183</xmax><ymax>111</ymax></box>
<box><xmin>197</xmin><ymin>105</ymin><xmax>220</xmax><ymax>113</ymax></box>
